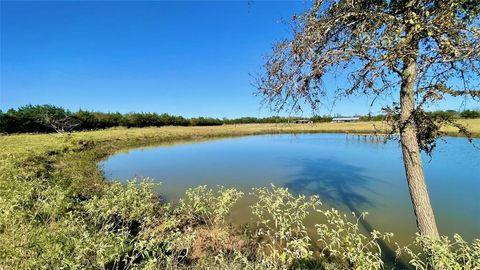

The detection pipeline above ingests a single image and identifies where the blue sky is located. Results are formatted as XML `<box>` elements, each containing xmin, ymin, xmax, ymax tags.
<box><xmin>1</xmin><ymin>1</ymin><xmax>477</xmax><ymax>118</ymax></box>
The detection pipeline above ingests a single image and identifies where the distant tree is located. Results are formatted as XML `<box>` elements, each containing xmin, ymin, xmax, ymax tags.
<box><xmin>93</xmin><ymin>112</ymin><xmax>123</xmax><ymax>128</ymax></box>
<box><xmin>13</xmin><ymin>105</ymin><xmax>50</xmax><ymax>132</ymax></box>
<box><xmin>311</xmin><ymin>115</ymin><xmax>333</xmax><ymax>122</ymax></box>
<box><xmin>460</xmin><ymin>109</ymin><xmax>480</xmax><ymax>118</ymax></box>
<box><xmin>359</xmin><ymin>114</ymin><xmax>386</xmax><ymax>121</ymax></box>
<box><xmin>39</xmin><ymin>105</ymin><xmax>79</xmax><ymax>133</ymax></box>
<box><xmin>257</xmin><ymin>0</ymin><xmax>479</xmax><ymax>238</ymax></box>
<box><xmin>431</xmin><ymin>110</ymin><xmax>458</xmax><ymax>120</ymax></box>
<box><xmin>74</xmin><ymin>110</ymin><xmax>97</xmax><ymax>130</ymax></box>
<box><xmin>0</xmin><ymin>110</ymin><xmax>5</xmax><ymax>133</ymax></box>
<box><xmin>190</xmin><ymin>117</ymin><xmax>223</xmax><ymax>126</ymax></box>
<box><xmin>1</xmin><ymin>105</ymin><xmax>75</xmax><ymax>133</ymax></box>
<box><xmin>446</xmin><ymin>109</ymin><xmax>458</xmax><ymax>115</ymax></box>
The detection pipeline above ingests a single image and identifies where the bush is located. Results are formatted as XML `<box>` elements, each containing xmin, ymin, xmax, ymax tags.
<box><xmin>0</xmin><ymin>159</ymin><xmax>164</xmax><ymax>270</ymax></box>
<box><xmin>250</xmin><ymin>185</ymin><xmax>321</xmax><ymax>267</ymax></box>
<box><xmin>399</xmin><ymin>234</ymin><xmax>480</xmax><ymax>270</ymax></box>
<box><xmin>316</xmin><ymin>210</ymin><xmax>393</xmax><ymax>270</ymax></box>
<box><xmin>83</xmin><ymin>180</ymin><xmax>158</xmax><ymax>227</ymax></box>
<box><xmin>179</xmin><ymin>185</ymin><xmax>243</xmax><ymax>227</ymax></box>
<box><xmin>2</xmin><ymin>157</ymin><xmax>479</xmax><ymax>270</ymax></box>
<box><xmin>431</xmin><ymin>110</ymin><xmax>459</xmax><ymax>120</ymax></box>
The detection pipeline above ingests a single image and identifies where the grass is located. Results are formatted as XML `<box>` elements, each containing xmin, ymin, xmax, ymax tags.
<box><xmin>1</xmin><ymin>120</ymin><xmax>479</xmax><ymax>269</ymax></box>
<box><xmin>2</xmin><ymin>119</ymin><xmax>479</xmax><ymax>157</ymax></box>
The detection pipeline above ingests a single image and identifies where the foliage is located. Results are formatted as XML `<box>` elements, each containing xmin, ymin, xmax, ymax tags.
<box><xmin>179</xmin><ymin>185</ymin><xmax>244</xmax><ymax>226</ymax></box>
<box><xmin>250</xmin><ymin>185</ymin><xmax>321</xmax><ymax>267</ymax></box>
<box><xmin>0</xmin><ymin>152</ymin><xmax>161</xmax><ymax>268</ymax></box>
<box><xmin>359</xmin><ymin>114</ymin><xmax>387</xmax><ymax>122</ymax></box>
<box><xmin>190</xmin><ymin>117</ymin><xmax>223</xmax><ymax>126</ymax></box>
<box><xmin>460</xmin><ymin>110</ymin><xmax>480</xmax><ymax>119</ymax></box>
<box><xmin>430</xmin><ymin>110</ymin><xmax>459</xmax><ymax>120</ymax></box>
<box><xmin>399</xmin><ymin>234</ymin><xmax>480</xmax><ymax>270</ymax></box>
<box><xmin>122</xmin><ymin>113</ymin><xmax>190</xmax><ymax>128</ymax></box>
<box><xmin>89</xmin><ymin>111</ymin><xmax>125</xmax><ymax>129</ymax></box>
<box><xmin>0</xmin><ymin>105</ymin><xmax>192</xmax><ymax>133</ymax></box>
<box><xmin>0</xmin><ymin>104</ymin><xmax>74</xmax><ymax>133</ymax></box>
<box><xmin>383</xmin><ymin>107</ymin><xmax>475</xmax><ymax>155</ymax></box>
<box><xmin>224</xmin><ymin>116</ymin><xmax>290</xmax><ymax>124</ymax></box>
<box><xmin>83</xmin><ymin>180</ymin><xmax>158</xmax><ymax>228</ymax></box>
<box><xmin>316</xmin><ymin>210</ymin><xmax>393</xmax><ymax>270</ymax></box>
<box><xmin>255</xmin><ymin>0</ymin><xmax>480</xmax><ymax>155</ymax></box>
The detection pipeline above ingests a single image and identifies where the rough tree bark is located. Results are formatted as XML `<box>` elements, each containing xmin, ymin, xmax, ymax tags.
<box><xmin>399</xmin><ymin>53</ymin><xmax>440</xmax><ymax>238</ymax></box>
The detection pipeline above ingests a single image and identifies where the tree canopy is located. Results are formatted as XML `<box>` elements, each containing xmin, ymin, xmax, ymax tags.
<box><xmin>257</xmin><ymin>0</ymin><xmax>479</xmax><ymax>154</ymax></box>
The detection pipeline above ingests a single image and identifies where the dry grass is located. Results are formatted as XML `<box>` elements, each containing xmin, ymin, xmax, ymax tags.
<box><xmin>1</xmin><ymin>119</ymin><xmax>478</xmax><ymax>159</ymax></box>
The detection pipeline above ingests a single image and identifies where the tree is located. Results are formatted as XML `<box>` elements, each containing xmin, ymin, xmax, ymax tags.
<box><xmin>257</xmin><ymin>0</ymin><xmax>479</xmax><ymax>238</ymax></box>
<box><xmin>39</xmin><ymin>105</ymin><xmax>79</xmax><ymax>133</ymax></box>
<box><xmin>74</xmin><ymin>110</ymin><xmax>97</xmax><ymax>130</ymax></box>
<box><xmin>460</xmin><ymin>109</ymin><xmax>480</xmax><ymax>118</ymax></box>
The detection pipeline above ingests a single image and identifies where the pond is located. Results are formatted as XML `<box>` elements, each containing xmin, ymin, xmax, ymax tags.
<box><xmin>100</xmin><ymin>133</ymin><xmax>480</xmax><ymax>246</ymax></box>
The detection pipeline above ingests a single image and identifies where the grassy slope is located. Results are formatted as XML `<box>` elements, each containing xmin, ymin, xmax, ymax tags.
<box><xmin>1</xmin><ymin>120</ymin><xmax>479</xmax><ymax>268</ymax></box>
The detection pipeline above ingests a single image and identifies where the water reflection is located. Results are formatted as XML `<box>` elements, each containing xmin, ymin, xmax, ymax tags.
<box><xmin>284</xmin><ymin>158</ymin><xmax>376</xmax><ymax>209</ymax></box>
<box><xmin>284</xmin><ymin>158</ymin><xmax>410</xmax><ymax>267</ymax></box>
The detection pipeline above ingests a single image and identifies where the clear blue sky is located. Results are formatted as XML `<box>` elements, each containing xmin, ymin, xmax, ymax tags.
<box><xmin>1</xmin><ymin>1</ymin><xmax>477</xmax><ymax>118</ymax></box>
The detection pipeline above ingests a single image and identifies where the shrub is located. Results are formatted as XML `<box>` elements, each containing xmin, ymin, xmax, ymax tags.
<box><xmin>316</xmin><ymin>210</ymin><xmax>393</xmax><ymax>270</ymax></box>
<box><xmin>178</xmin><ymin>185</ymin><xmax>244</xmax><ymax>227</ymax></box>
<box><xmin>68</xmin><ymin>179</ymin><xmax>163</xmax><ymax>269</ymax></box>
<box><xmin>83</xmin><ymin>179</ymin><xmax>158</xmax><ymax>228</ymax></box>
<box><xmin>250</xmin><ymin>185</ymin><xmax>321</xmax><ymax>267</ymax></box>
<box><xmin>399</xmin><ymin>234</ymin><xmax>480</xmax><ymax>270</ymax></box>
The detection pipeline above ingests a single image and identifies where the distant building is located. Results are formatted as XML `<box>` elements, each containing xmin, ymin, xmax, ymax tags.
<box><xmin>294</xmin><ymin>119</ymin><xmax>313</xmax><ymax>124</ymax></box>
<box><xmin>331</xmin><ymin>117</ymin><xmax>360</xmax><ymax>123</ymax></box>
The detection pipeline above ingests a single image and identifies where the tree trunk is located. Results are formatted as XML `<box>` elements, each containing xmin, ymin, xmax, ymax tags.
<box><xmin>399</xmin><ymin>55</ymin><xmax>440</xmax><ymax>238</ymax></box>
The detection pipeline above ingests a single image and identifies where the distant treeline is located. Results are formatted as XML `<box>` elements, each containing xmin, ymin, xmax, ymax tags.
<box><xmin>0</xmin><ymin>105</ymin><xmax>479</xmax><ymax>134</ymax></box>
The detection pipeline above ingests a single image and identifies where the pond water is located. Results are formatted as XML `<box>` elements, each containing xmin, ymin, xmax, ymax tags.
<box><xmin>100</xmin><ymin>133</ymin><xmax>480</xmax><ymax>246</ymax></box>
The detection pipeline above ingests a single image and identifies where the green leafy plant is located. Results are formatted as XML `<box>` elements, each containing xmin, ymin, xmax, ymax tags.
<box><xmin>399</xmin><ymin>233</ymin><xmax>480</xmax><ymax>270</ymax></box>
<box><xmin>316</xmin><ymin>209</ymin><xmax>393</xmax><ymax>270</ymax></box>
<box><xmin>250</xmin><ymin>184</ymin><xmax>321</xmax><ymax>267</ymax></box>
<box><xmin>179</xmin><ymin>185</ymin><xmax>244</xmax><ymax>227</ymax></box>
<box><xmin>83</xmin><ymin>179</ymin><xmax>158</xmax><ymax>227</ymax></box>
